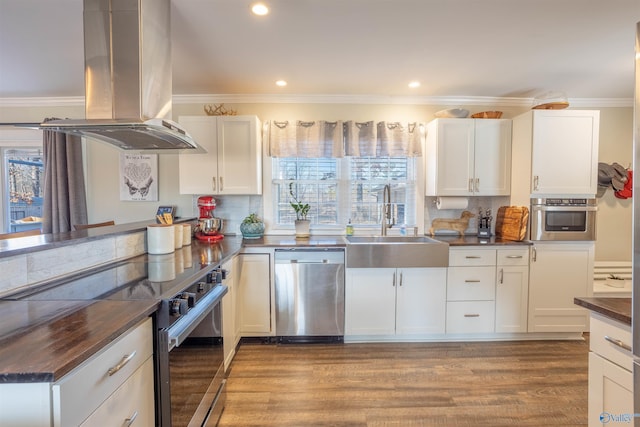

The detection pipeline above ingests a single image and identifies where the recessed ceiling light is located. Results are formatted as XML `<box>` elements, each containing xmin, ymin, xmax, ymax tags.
<box><xmin>275</xmin><ymin>80</ymin><xmax>287</xmax><ymax>87</ymax></box>
<box><xmin>408</xmin><ymin>81</ymin><xmax>421</xmax><ymax>88</ymax></box>
<box><xmin>251</xmin><ymin>3</ymin><xmax>269</xmax><ymax>16</ymax></box>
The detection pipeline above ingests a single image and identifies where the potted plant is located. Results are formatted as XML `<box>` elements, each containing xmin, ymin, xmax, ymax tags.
<box><xmin>289</xmin><ymin>182</ymin><xmax>310</xmax><ymax>238</ymax></box>
<box><xmin>240</xmin><ymin>212</ymin><xmax>265</xmax><ymax>239</ymax></box>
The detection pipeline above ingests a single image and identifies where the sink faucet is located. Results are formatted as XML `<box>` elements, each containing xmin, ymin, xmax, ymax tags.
<box><xmin>381</xmin><ymin>184</ymin><xmax>395</xmax><ymax>236</ymax></box>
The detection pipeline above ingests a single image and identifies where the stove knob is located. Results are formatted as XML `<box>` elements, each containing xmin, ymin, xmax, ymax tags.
<box><xmin>170</xmin><ymin>298</ymin><xmax>189</xmax><ymax>316</ymax></box>
<box><xmin>180</xmin><ymin>292</ymin><xmax>196</xmax><ymax>308</ymax></box>
<box><xmin>197</xmin><ymin>282</ymin><xmax>205</xmax><ymax>292</ymax></box>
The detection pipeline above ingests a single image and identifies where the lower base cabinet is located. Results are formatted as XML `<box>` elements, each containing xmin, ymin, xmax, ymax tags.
<box><xmin>0</xmin><ymin>318</ymin><xmax>154</xmax><ymax>427</ymax></box>
<box><xmin>528</xmin><ymin>242</ymin><xmax>593</xmax><ymax>333</ymax></box>
<box><xmin>345</xmin><ymin>267</ymin><xmax>447</xmax><ymax>336</ymax></box>
<box><xmin>236</xmin><ymin>253</ymin><xmax>272</xmax><ymax>336</ymax></box>
<box><xmin>588</xmin><ymin>313</ymin><xmax>633</xmax><ymax>426</ymax></box>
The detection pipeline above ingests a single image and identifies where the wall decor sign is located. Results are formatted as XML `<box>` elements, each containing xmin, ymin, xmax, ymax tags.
<box><xmin>119</xmin><ymin>153</ymin><xmax>158</xmax><ymax>201</ymax></box>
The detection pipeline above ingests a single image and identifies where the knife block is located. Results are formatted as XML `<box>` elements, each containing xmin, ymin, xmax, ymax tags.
<box><xmin>477</xmin><ymin>225</ymin><xmax>491</xmax><ymax>238</ymax></box>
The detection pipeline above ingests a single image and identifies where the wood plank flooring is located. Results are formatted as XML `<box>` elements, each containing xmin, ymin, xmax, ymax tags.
<box><xmin>219</xmin><ymin>338</ymin><xmax>589</xmax><ymax>427</ymax></box>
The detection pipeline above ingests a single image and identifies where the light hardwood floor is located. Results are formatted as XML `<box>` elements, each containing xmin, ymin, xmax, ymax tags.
<box><xmin>219</xmin><ymin>338</ymin><xmax>589</xmax><ymax>426</ymax></box>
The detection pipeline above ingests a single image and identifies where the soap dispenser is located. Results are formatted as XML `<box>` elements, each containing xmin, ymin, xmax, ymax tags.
<box><xmin>346</xmin><ymin>219</ymin><xmax>354</xmax><ymax>236</ymax></box>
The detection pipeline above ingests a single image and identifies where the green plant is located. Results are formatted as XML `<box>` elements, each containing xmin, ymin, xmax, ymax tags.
<box><xmin>242</xmin><ymin>213</ymin><xmax>262</xmax><ymax>224</ymax></box>
<box><xmin>289</xmin><ymin>182</ymin><xmax>310</xmax><ymax>220</ymax></box>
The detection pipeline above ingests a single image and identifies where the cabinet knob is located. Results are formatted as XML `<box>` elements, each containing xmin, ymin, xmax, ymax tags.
<box><xmin>107</xmin><ymin>351</ymin><xmax>137</xmax><ymax>376</ymax></box>
<box><xmin>212</xmin><ymin>177</ymin><xmax>217</xmax><ymax>192</ymax></box>
<box><xmin>124</xmin><ymin>411</ymin><xmax>139</xmax><ymax>426</ymax></box>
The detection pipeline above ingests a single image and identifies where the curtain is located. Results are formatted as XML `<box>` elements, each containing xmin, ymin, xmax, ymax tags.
<box><xmin>344</xmin><ymin>121</ymin><xmax>377</xmax><ymax>156</ymax></box>
<box><xmin>375</xmin><ymin>121</ymin><xmax>422</xmax><ymax>157</ymax></box>
<box><xmin>269</xmin><ymin>120</ymin><xmax>344</xmax><ymax>158</ymax></box>
<box><xmin>42</xmin><ymin>125</ymin><xmax>88</xmax><ymax>233</ymax></box>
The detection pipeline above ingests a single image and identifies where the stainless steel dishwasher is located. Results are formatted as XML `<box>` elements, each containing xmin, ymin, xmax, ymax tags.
<box><xmin>274</xmin><ymin>248</ymin><xmax>345</xmax><ymax>342</ymax></box>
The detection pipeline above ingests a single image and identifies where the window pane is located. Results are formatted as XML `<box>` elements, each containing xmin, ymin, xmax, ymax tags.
<box><xmin>273</xmin><ymin>158</ymin><xmax>338</xmax><ymax>225</ymax></box>
<box><xmin>349</xmin><ymin>157</ymin><xmax>415</xmax><ymax>226</ymax></box>
<box><xmin>4</xmin><ymin>148</ymin><xmax>44</xmax><ymax>232</ymax></box>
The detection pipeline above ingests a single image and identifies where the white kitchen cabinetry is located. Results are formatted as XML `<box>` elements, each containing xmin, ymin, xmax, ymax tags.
<box><xmin>425</xmin><ymin>118</ymin><xmax>512</xmax><ymax>196</ymax></box>
<box><xmin>236</xmin><ymin>253</ymin><xmax>272</xmax><ymax>336</ymax></box>
<box><xmin>0</xmin><ymin>318</ymin><xmax>154</xmax><ymax>427</ymax></box>
<box><xmin>446</xmin><ymin>248</ymin><xmax>496</xmax><ymax>334</ymax></box>
<box><xmin>178</xmin><ymin>115</ymin><xmax>262</xmax><ymax>195</ymax></box>
<box><xmin>528</xmin><ymin>242</ymin><xmax>593</xmax><ymax>333</ymax></box>
<box><xmin>495</xmin><ymin>248</ymin><xmax>530</xmax><ymax>333</ymax></box>
<box><xmin>588</xmin><ymin>313</ymin><xmax>633</xmax><ymax>426</ymax></box>
<box><xmin>345</xmin><ymin>267</ymin><xmax>447</xmax><ymax>336</ymax></box>
<box><xmin>511</xmin><ymin>110</ymin><xmax>599</xmax><ymax>203</ymax></box>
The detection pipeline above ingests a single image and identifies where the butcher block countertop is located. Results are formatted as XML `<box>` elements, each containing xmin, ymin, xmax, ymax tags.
<box><xmin>574</xmin><ymin>297</ymin><xmax>631</xmax><ymax>326</ymax></box>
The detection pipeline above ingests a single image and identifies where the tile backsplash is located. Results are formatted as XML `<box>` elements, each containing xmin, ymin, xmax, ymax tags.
<box><xmin>191</xmin><ymin>195</ymin><xmax>263</xmax><ymax>235</ymax></box>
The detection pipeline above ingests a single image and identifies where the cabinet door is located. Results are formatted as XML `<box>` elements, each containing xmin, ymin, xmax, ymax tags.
<box><xmin>178</xmin><ymin>116</ymin><xmax>218</xmax><ymax>194</ymax></box>
<box><xmin>588</xmin><ymin>352</ymin><xmax>633</xmax><ymax>427</ymax></box>
<box><xmin>528</xmin><ymin>242</ymin><xmax>594</xmax><ymax>332</ymax></box>
<box><xmin>473</xmin><ymin>119</ymin><xmax>512</xmax><ymax>196</ymax></box>
<box><xmin>396</xmin><ymin>268</ymin><xmax>447</xmax><ymax>335</ymax></box>
<box><xmin>531</xmin><ymin>110</ymin><xmax>599</xmax><ymax>196</ymax></box>
<box><xmin>236</xmin><ymin>253</ymin><xmax>272</xmax><ymax>335</ymax></box>
<box><xmin>345</xmin><ymin>268</ymin><xmax>396</xmax><ymax>336</ymax></box>
<box><xmin>426</xmin><ymin>119</ymin><xmax>475</xmax><ymax>196</ymax></box>
<box><xmin>495</xmin><ymin>265</ymin><xmax>529</xmax><ymax>333</ymax></box>
<box><xmin>217</xmin><ymin>116</ymin><xmax>262</xmax><ymax>195</ymax></box>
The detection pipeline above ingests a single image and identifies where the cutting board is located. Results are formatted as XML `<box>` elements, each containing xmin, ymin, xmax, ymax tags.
<box><xmin>495</xmin><ymin>206</ymin><xmax>529</xmax><ymax>241</ymax></box>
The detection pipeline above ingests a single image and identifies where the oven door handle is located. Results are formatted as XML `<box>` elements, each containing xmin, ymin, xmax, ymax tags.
<box><xmin>166</xmin><ymin>285</ymin><xmax>228</xmax><ymax>351</ymax></box>
<box><xmin>532</xmin><ymin>206</ymin><xmax>598</xmax><ymax>212</ymax></box>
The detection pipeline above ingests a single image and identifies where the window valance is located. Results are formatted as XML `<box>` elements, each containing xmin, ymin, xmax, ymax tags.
<box><xmin>268</xmin><ymin>120</ymin><xmax>423</xmax><ymax>158</ymax></box>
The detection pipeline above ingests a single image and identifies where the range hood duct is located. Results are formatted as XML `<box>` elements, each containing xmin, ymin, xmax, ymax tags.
<box><xmin>40</xmin><ymin>0</ymin><xmax>204</xmax><ymax>153</ymax></box>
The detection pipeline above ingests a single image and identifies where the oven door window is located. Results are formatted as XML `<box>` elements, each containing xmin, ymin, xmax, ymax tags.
<box><xmin>545</xmin><ymin>211</ymin><xmax>586</xmax><ymax>231</ymax></box>
<box><xmin>169</xmin><ymin>304</ymin><xmax>224</xmax><ymax>427</ymax></box>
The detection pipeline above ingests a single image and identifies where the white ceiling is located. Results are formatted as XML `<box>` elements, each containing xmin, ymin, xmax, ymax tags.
<box><xmin>1</xmin><ymin>0</ymin><xmax>639</xmax><ymax>104</ymax></box>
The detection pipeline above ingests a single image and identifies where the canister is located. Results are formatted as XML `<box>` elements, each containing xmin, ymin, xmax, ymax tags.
<box><xmin>147</xmin><ymin>224</ymin><xmax>175</xmax><ymax>255</ymax></box>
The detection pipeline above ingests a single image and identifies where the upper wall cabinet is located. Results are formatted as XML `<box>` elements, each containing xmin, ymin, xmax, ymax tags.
<box><xmin>178</xmin><ymin>115</ymin><xmax>262</xmax><ymax>195</ymax></box>
<box><xmin>510</xmin><ymin>110</ymin><xmax>599</xmax><ymax>203</ymax></box>
<box><xmin>425</xmin><ymin>118</ymin><xmax>512</xmax><ymax>197</ymax></box>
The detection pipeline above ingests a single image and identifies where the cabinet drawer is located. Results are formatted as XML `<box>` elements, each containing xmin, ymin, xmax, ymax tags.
<box><xmin>449</xmin><ymin>248</ymin><xmax>496</xmax><ymax>266</ymax></box>
<box><xmin>53</xmin><ymin>318</ymin><xmax>153</xmax><ymax>427</ymax></box>
<box><xmin>447</xmin><ymin>266</ymin><xmax>495</xmax><ymax>301</ymax></box>
<box><xmin>590</xmin><ymin>313</ymin><xmax>632</xmax><ymax>372</ymax></box>
<box><xmin>446</xmin><ymin>301</ymin><xmax>495</xmax><ymax>333</ymax></box>
<box><xmin>80</xmin><ymin>357</ymin><xmax>155</xmax><ymax>427</ymax></box>
<box><xmin>497</xmin><ymin>248</ymin><xmax>529</xmax><ymax>266</ymax></box>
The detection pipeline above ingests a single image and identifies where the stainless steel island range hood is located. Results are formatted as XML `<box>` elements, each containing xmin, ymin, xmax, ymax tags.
<box><xmin>41</xmin><ymin>0</ymin><xmax>204</xmax><ymax>153</ymax></box>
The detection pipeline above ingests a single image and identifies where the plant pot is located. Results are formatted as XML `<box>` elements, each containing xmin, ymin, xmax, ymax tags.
<box><xmin>294</xmin><ymin>219</ymin><xmax>310</xmax><ymax>239</ymax></box>
<box><xmin>240</xmin><ymin>221</ymin><xmax>265</xmax><ymax>239</ymax></box>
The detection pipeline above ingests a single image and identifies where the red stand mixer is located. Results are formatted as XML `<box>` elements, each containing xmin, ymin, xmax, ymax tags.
<box><xmin>195</xmin><ymin>196</ymin><xmax>224</xmax><ymax>242</ymax></box>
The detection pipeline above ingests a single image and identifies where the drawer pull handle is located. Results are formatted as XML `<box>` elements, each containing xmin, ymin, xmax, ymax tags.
<box><xmin>464</xmin><ymin>314</ymin><xmax>480</xmax><ymax>318</ymax></box>
<box><xmin>604</xmin><ymin>336</ymin><xmax>631</xmax><ymax>352</ymax></box>
<box><xmin>124</xmin><ymin>411</ymin><xmax>139</xmax><ymax>426</ymax></box>
<box><xmin>506</xmin><ymin>255</ymin><xmax>523</xmax><ymax>259</ymax></box>
<box><xmin>107</xmin><ymin>351</ymin><xmax>137</xmax><ymax>376</ymax></box>
<box><xmin>465</xmin><ymin>256</ymin><xmax>481</xmax><ymax>259</ymax></box>
<box><xmin>464</xmin><ymin>280</ymin><xmax>481</xmax><ymax>283</ymax></box>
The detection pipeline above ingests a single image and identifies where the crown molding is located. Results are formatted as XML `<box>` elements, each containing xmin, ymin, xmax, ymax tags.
<box><xmin>0</xmin><ymin>94</ymin><xmax>633</xmax><ymax>108</ymax></box>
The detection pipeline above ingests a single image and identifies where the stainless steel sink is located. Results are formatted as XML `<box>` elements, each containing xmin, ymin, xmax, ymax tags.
<box><xmin>345</xmin><ymin>235</ymin><xmax>449</xmax><ymax>268</ymax></box>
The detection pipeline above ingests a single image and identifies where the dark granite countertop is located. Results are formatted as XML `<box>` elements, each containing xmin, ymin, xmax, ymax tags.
<box><xmin>241</xmin><ymin>235</ymin><xmax>347</xmax><ymax>248</ymax></box>
<box><xmin>430</xmin><ymin>235</ymin><xmax>533</xmax><ymax>246</ymax></box>
<box><xmin>0</xmin><ymin>235</ymin><xmax>244</xmax><ymax>383</ymax></box>
<box><xmin>574</xmin><ymin>297</ymin><xmax>631</xmax><ymax>325</ymax></box>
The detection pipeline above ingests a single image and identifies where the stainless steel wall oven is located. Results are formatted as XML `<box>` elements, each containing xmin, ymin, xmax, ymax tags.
<box><xmin>530</xmin><ymin>197</ymin><xmax>597</xmax><ymax>241</ymax></box>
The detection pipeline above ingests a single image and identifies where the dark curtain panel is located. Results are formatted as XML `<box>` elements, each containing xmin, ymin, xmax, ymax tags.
<box><xmin>42</xmin><ymin>128</ymin><xmax>88</xmax><ymax>233</ymax></box>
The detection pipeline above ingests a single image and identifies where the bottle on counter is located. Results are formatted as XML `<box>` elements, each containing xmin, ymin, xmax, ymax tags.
<box><xmin>346</xmin><ymin>219</ymin><xmax>354</xmax><ymax>236</ymax></box>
